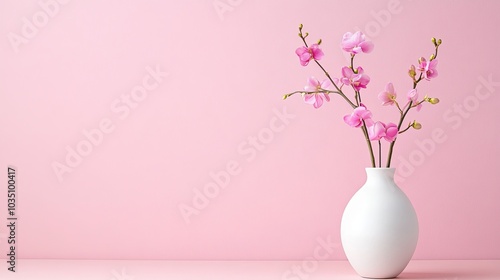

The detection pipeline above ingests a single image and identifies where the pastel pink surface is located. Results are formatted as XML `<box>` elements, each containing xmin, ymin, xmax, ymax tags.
<box><xmin>0</xmin><ymin>260</ymin><xmax>499</xmax><ymax>279</ymax></box>
<box><xmin>0</xmin><ymin>0</ymin><xmax>499</xmax><ymax>260</ymax></box>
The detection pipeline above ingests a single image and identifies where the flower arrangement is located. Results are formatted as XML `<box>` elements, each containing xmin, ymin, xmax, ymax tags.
<box><xmin>284</xmin><ymin>24</ymin><xmax>442</xmax><ymax>167</ymax></box>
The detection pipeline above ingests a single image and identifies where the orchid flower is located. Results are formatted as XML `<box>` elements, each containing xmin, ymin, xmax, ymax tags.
<box><xmin>341</xmin><ymin>31</ymin><xmax>374</xmax><ymax>54</ymax></box>
<box><xmin>295</xmin><ymin>44</ymin><xmax>324</xmax><ymax>66</ymax></box>
<box><xmin>343</xmin><ymin>104</ymin><xmax>373</xmax><ymax>128</ymax></box>
<box><xmin>378</xmin><ymin>83</ymin><xmax>397</xmax><ymax>106</ymax></box>
<box><xmin>418</xmin><ymin>57</ymin><xmax>438</xmax><ymax>80</ymax></box>
<box><xmin>340</xmin><ymin>66</ymin><xmax>370</xmax><ymax>91</ymax></box>
<box><xmin>303</xmin><ymin>77</ymin><xmax>331</xmax><ymax>109</ymax></box>
<box><xmin>368</xmin><ymin>121</ymin><xmax>398</xmax><ymax>142</ymax></box>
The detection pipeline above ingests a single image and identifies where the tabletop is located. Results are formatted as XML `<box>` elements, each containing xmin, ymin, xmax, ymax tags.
<box><xmin>0</xmin><ymin>259</ymin><xmax>498</xmax><ymax>279</ymax></box>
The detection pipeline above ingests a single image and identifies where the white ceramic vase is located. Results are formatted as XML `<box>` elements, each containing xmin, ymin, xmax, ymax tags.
<box><xmin>341</xmin><ymin>168</ymin><xmax>418</xmax><ymax>279</ymax></box>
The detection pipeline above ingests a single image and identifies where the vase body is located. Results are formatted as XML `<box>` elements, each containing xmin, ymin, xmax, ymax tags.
<box><xmin>341</xmin><ymin>168</ymin><xmax>418</xmax><ymax>279</ymax></box>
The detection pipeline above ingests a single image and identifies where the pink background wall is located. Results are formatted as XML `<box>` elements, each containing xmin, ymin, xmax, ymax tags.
<box><xmin>0</xmin><ymin>0</ymin><xmax>499</xmax><ymax>260</ymax></box>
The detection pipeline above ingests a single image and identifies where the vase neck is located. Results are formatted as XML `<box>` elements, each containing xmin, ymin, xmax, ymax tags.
<box><xmin>364</xmin><ymin>168</ymin><xmax>396</xmax><ymax>186</ymax></box>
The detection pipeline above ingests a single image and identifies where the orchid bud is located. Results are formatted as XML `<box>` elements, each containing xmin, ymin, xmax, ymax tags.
<box><xmin>408</xmin><ymin>65</ymin><xmax>416</xmax><ymax>78</ymax></box>
<box><xmin>437</xmin><ymin>39</ymin><xmax>442</xmax><ymax>46</ymax></box>
<box><xmin>283</xmin><ymin>94</ymin><xmax>288</xmax><ymax>100</ymax></box>
<box><xmin>299</xmin><ymin>24</ymin><xmax>303</xmax><ymax>30</ymax></box>
<box><xmin>431</xmin><ymin>37</ymin><xmax>437</xmax><ymax>46</ymax></box>
<box><xmin>430</xmin><ymin>54</ymin><xmax>435</xmax><ymax>61</ymax></box>
<box><xmin>412</xmin><ymin>121</ymin><xmax>422</xmax><ymax>130</ymax></box>
<box><xmin>428</xmin><ymin>97</ymin><xmax>440</xmax><ymax>104</ymax></box>
<box><xmin>317</xmin><ymin>39</ymin><xmax>322</xmax><ymax>45</ymax></box>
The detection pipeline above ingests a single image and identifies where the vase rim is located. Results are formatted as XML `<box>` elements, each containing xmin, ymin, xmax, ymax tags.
<box><xmin>365</xmin><ymin>167</ymin><xmax>395</xmax><ymax>170</ymax></box>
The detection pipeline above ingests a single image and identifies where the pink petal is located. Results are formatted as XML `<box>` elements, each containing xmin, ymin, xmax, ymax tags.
<box><xmin>313</xmin><ymin>95</ymin><xmax>324</xmax><ymax>108</ymax></box>
<box><xmin>364</xmin><ymin>118</ymin><xmax>374</xmax><ymax>127</ymax></box>
<box><xmin>306</xmin><ymin>77</ymin><xmax>320</xmax><ymax>89</ymax></box>
<box><xmin>320</xmin><ymin>79</ymin><xmax>332</xmax><ymax>90</ymax></box>
<box><xmin>343</xmin><ymin>114</ymin><xmax>360</xmax><ymax>127</ymax></box>
<box><xmin>359</xmin><ymin>41</ymin><xmax>374</xmax><ymax>53</ymax></box>
<box><xmin>304</xmin><ymin>85</ymin><xmax>315</xmax><ymax>92</ymax></box>
<box><xmin>319</xmin><ymin>92</ymin><xmax>330</xmax><ymax>102</ymax></box>
<box><xmin>352</xmin><ymin>46</ymin><xmax>362</xmax><ymax>54</ymax></box>
<box><xmin>427</xmin><ymin>69</ymin><xmax>438</xmax><ymax>79</ymax></box>
<box><xmin>429</xmin><ymin>59</ymin><xmax>438</xmax><ymax>69</ymax></box>
<box><xmin>352</xmin><ymin>73</ymin><xmax>369</xmax><ymax>91</ymax></box>
<box><xmin>368</xmin><ymin>128</ymin><xmax>378</xmax><ymax>140</ymax></box>
<box><xmin>378</xmin><ymin>91</ymin><xmax>391</xmax><ymax>105</ymax></box>
<box><xmin>358</xmin><ymin>74</ymin><xmax>370</xmax><ymax>87</ymax></box>
<box><xmin>340</xmin><ymin>77</ymin><xmax>351</xmax><ymax>85</ymax></box>
<box><xmin>313</xmin><ymin>50</ymin><xmax>324</xmax><ymax>60</ymax></box>
<box><xmin>341</xmin><ymin>66</ymin><xmax>353</xmax><ymax>78</ymax></box>
<box><xmin>343</xmin><ymin>115</ymin><xmax>353</xmax><ymax>126</ymax></box>
<box><xmin>368</xmin><ymin>122</ymin><xmax>385</xmax><ymax>141</ymax></box>
<box><xmin>362</xmin><ymin>110</ymin><xmax>373</xmax><ymax>120</ymax></box>
<box><xmin>299</xmin><ymin>52</ymin><xmax>312</xmax><ymax>62</ymax></box>
<box><xmin>341</xmin><ymin>32</ymin><xmax>357</xmax><ymax>51</ymax></box>
<box><xmin>384</xmin><ymin>123</ymin><xmax>398</xmax><ymax>142</ymax></box>
<box><xmin>385</xmin><ymin>82</ymin><xmax>394</xmax><ymax>94</ymax></box>
<box><xmin>304</xmin><ymin>94</ymin><xmax>316</xmax><ymax>104</ymax></box>
<box><xmin>354</xmin><ymin>106</ymin><xmax>372</xmax><ymax>120</ymax></box>
<box><xmin>295</xmin><ymin>46</ymin><xmax>307</xmax><ymax>56</ymax></box>
<box><xmin>310</xmin><ymin>45</ymin><xmax>324</xmax><ymax>60</ymax></box>
<box><xmin>350</xmin><ymin>31</ymin><xmax>362</xmax><ymax>45</ymax></box>
<box><xmin>418</xmin><ymin>58</ymin><xmax>427</xmax><ymax>71</ymax></box>
<box><xmin>387</xmin><ymin>128</ymin><xmax>398</xmax><ymax>138</ymax></box>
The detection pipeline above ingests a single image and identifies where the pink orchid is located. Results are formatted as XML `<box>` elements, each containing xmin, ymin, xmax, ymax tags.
<box><xmin>340</xmin><ymin>66</ymin><xmax>370</xmax><ymax>91</ymax></box>
<box><xmin>368</xmin><ymin>122</ymin><xmax>386</xmax><ymax>141</ymax></box>
<box><xmin>378</xmin><ymin>83</ymin><xmax>397</xmax><ymax>106</ymax></box>
<box><xmin>368</xmin><ymin>121</ymin><xmax>398</xmax><ymax>142</ymax></box>
<box><xmin>418</xmin><ymin>57</ymin><xmax>438</xmax><ymax>80</ymax></box>
<box><xmin>341</xmin><ymin>31</ymin><xmax>374</xmax><ymax>54</ymax></box>
<box><xmin>303</xmin><ymin>77</ymin><xmax>331</xmax><ymax>109</ymax></box>
<box><xmin>384</xmin><ymin>122</ymin><xmax>399</xmax><ymax>142</ymax></box>
<box><xmin>407</xmin><ymin>89</ymin><xmax>422</xmax><ymax>111</ymax></box>
<box><xmin>343</xmin><ymin>104</ymin><xmax>373</xmax><ymax>128</ymax></box>
<box><xmin>295</xmin><ymin>44</ymin><xmax>324</xmax><ymax>66</ymax></box>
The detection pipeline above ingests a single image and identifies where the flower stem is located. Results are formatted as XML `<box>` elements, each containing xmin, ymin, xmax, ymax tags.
<box><xmin>395</xmin><ymin>100</ymin><xmax>403</xmax><ymax>114</ymax></box>
<box><xmin>378</xmin><ymin>140</ymin><xmax>382</xmax><ymax>167</ymax></box>
<box><xmin>283</xmin><ymin>90</ymin><xmax>340</xmax><ymax>99</ymax></box>
<box><xmin>361</xmin><ymin>121</ymin><xmax>376</xmax><ymax>167</ymax></box>
<box><xmin>355</xmin><ymin>90</ymin><xmax>362</xmax><ymax>105</ymax></box>
<box><xmin>398</xmin><ymin>122</ymin><xmax>412</xmax><ymax>134</ymax></box>
<box><xmin>433</xmin><ymin>46</ymin><xmax>439</xmax><ymax>60</ymax></box>
<box><xmin>413</xmin><ymin>73</ymin><xmax>423</xmax><ymax>88</ymax></box>
<box><xmin>386</xmin><ymin>99</ymin><xmax>413</xmax><ymax>167</ymax></box>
